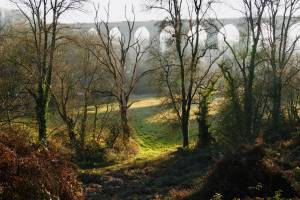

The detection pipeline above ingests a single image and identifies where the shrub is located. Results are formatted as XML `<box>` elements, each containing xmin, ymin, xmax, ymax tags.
<box><xmin>168</xmin><ymin>188</ymin><xmax>192</xmax><ymax>200</ymax></box>
<box><xmin>103</xmin><ymin>121</ymin><xmax>140</xmax><ymax>162</ymax></box>
<box><xmin>210</xmin><ymin>97</ymin><xmax>246</xmax><ymax>150</ymax></box>
<box><xmin>104</xmin><ymin>137</ymin><xmax>139</xmax><ymax>162</ymax></box>
<box><xmin>75</xmin><ymin>140</ymin><xmax>106</xmax><ymax>169</ymax></box>
<box><xmin>0</xmin><ymin>128</ymin><xmax>84</xmax><ymax>200</ymax></box>
<box><xmin>189</xmin><ymin>145</ymin><xmax>298</xmax><ymax>200</ymax></box>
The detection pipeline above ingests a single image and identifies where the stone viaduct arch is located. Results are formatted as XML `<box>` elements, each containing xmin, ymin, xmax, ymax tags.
<box><xmin>72</xmin><ymin>17</ymin><xmax>300</xmax><ymax>50</ymax></box>
<box><xmin>68</xmin><ymin>18</ymin><xmax>300</xmax><ymax>94</ymax></box>
<box><xmin>71</xmin><ymin>19</ymin><xmax>244</xmax><ymax>49</ymax></box>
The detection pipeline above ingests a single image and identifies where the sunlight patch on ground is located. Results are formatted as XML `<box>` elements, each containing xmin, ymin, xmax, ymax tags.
<box><xmin>145</xmin><ymin>108</ymin><xmax>177</xmax><ymax>123</ymax></box>
<box><xmin>86</xmin><ymin>104</ymin><xmax>118</xmax><ymax>114</ymax></box>
<box><xmin>130</xmin><ymin>97</ymin><xmax>164</xmax><ymax>109</ymax></box>
<box><xmin>86</xmin><ymin>96</ymin><xmax>163</xmax><ymax>114</ymax></box>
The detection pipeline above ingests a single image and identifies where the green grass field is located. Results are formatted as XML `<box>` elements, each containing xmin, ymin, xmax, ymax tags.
<box><xmin>44</xmin><ymin>95</ymin><xmax>205</xmax><ymax>180</ymax></box>
<box><xmin>68</xmin><ymin>95</ymin><xmax>199</xmax><ymax>174</ymax></box>
<box><xmin>128</xmin><ymin>96</ymin><xmax>198</xmax><ymax>160</ymax></box>
<box><xmin>78</xmin><ymin>97</ymin><xmax>209</xmax><ymax>199</ymax></box>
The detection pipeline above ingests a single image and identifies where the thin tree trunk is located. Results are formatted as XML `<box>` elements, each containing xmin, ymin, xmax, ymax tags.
<box><xmin>80</xmin><ymin>95</ymin><xmax>88</xmax><ymax>149</ymax></box>
<box><xmin>36</xmin><ymin>86</ymin><xmax>48</xmax><ymax>143</ymax></box>
<box><xmin>36</xmin><ymin>106</ymin><xmax>47</xmax><ymax>143</ymax></box>
<box><xmin>181</xmin><ymin>109</ymin><xmax>189</xmax><ymax>147</ymax></box>
<box><xmin>198</xmin><ymin>96</ymin><xmax>209</xmax><ymax>147</ymax></box>
<box><xmin>271</xmin><ymin>76</ymin><xmax>282</xmax><ymax>137</ymax></box>
<box><xmin>93</xmin><ymin>105</ymin><xmax>99</xmax><ymax>140</ymax></box>
<box><xmin>244</xmin><ymin>86</ymin><xmax>253</xmax><ymax>137</ymax></box>
<box><xmin>62</xmin><ymin>116</ymin><xmax>78</xmax><ymax>149</ymax></box>
<box><xmin>120</xmin><ymin>102</ymin><xmax>130</xmax><ymax>141</ymax></box>
<box><xmin>244</xmin><ymin>68</ymin><xmax>255</xmax><ymax>140</ymax></box>
<box><xmin>67</xmin><ymin>128</ymin><xmax>78</xmax><ymax>149</ymax></box>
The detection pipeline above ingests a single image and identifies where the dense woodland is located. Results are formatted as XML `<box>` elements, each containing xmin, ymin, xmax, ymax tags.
<box><xmin>1</xmin><ymin>0</ymin><xmax>300</xmax><ymax>199</ymax></box>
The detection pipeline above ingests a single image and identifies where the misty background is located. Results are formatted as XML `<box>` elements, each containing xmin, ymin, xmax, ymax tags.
<box><xmin>1</xmin><ymin>0</ymin><xmax>242</xmax><ymax>22</ymax></box>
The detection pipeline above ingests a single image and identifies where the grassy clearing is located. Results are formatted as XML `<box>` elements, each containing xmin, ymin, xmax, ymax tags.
<box><xmin>78</xmin><ymin>95</ymin><xmax>199</xmax><ymax>174</ymax></box>
<box><xmin>124</xmin><ymin>96</ymin><xmax>198</xmax><ymax>160</ymax></box>
<box><xmin>46</xmin><ymin>95</ymin><xmax>201</xmax><ymax>174</ymax></box>
<box><xmin>127</xmin><ymin>96</ymin><xmax>222</xmax><ymax>160</ymax></box>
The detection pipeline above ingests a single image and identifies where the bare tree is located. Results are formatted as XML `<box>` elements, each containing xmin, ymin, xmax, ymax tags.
<box><xmin>219</xmin><ymin>0</ymin><xmax>268</xmax><ymax>141</ymax></box>
<box><xmin>87</xmin><ymin>5</ymin><xmax>155</xmax><ymax>141</ymax></box>
<box><xmin>262</xmin><ymin>0</ymin><xmax>300</xmax><ymax>137</ymax></box>
<box><xmin>11</xmin><ymin>0</ymin><xmax>85</xmax><ymax>144</ymax></box>
<box><xmin>52</xmin><ymin>42</ymin><xmax>98</xmax><ymax>151</ymax></box>
<box><xmin>0</xmin><ymin>27</ymin><xmax>38</xmax><ymax>128</ymax></box>
<box><xmin>147</xmin><ymin>0</ymin><xmax>222</xmax><ymax>147</ymax></box>
<box><xmin>92</xmin><ymin>102</ymin><xmax>113</xmax><ymax>142</ymax></box>
<box><xmin>0</xmin><ymin>28</ymin><xmax>33</xmax><ymax>126</ymax></box>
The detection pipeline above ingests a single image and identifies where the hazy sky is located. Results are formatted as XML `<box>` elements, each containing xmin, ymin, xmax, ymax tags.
<box><xmin>0</xmin><ymin>0</ymin><xmax>242</xmax><ymax>23</ymax></box>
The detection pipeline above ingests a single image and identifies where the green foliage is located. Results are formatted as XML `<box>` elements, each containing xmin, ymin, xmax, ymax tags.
<box><xmin>274</xmin><ymin>190</ymin><xmax>283</xmax><ymax>200</ymax></box>
<box><xmin>211</xmin><ymin>193</ymin><xmax>223</xmax><ymax>200</ymax></box>
<box><xmin>210</xmin><ymin>97</ymin><xmax>244</xmax><ymax>149</ymax></box>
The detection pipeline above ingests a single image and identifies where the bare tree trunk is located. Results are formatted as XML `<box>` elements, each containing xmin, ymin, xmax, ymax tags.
<box><xmin>244</xmin><ymin>81</ymin><xmax>254</xmax><ymax>138</ymax></box>
<box><xmin>181</xmin><ymin>108</ymin><xmax>189</xmax><ymax>147</ymax></box>
<box><xmin>243</xmin><ymin>39</ymin><xmax>258</xmax><ymax>139</ymax></box>
<box><xmin>197</xmin><ymin>96</ymin><xmax>210</xmax><ymax>147</ymax></box>
<box><xmin>36</xmin><ymin>103</ymin><xmax>47</xmax><ymax>143</ymax></box>
<box><xmin>271</xmin><ymin>76</ymin><xmax>282</xmax><ymax>136</ymax></box>
<box><xmin>67</xmin><ymin>128</ymin><xmax>77</xmax><ymax>149</ymax></box>
<box><xmin>36</xmin><ymin>85</ymin><xmax>48</xmax><ymax>143</ymax></box>
<box><xmin>120</xmin><ymin>102</ymin><xmax>130</xmax><ymax>141</ymax></box>
<box><xmin>93</xmin><ymin>105</ymin><xmax>99</xmax><ymax>140</ymax></box>
<box><xmin>80</xmin><ymin>93</ymin><xmax>88</xmax><ymax>149</ymax></box>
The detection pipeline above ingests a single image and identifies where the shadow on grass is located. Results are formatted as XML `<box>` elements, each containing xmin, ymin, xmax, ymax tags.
<box><xmin>80</xmin><ymin>147</ymin><xmax>216</xmax><ymax>200</ymax></box>
<box><xmin>76</xmin><ymin>157</ymin><xmax>114</xmax><ymax>170</ymax></box>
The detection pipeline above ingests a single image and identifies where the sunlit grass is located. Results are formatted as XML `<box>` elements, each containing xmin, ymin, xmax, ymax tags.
<box><xmin>128</xmin><ymin>96</ymin><xmax>199</xmax><ymax>161</ymax></box>
<box><xmin>83</xmin><ymin>95</ymin><xmax>200</xmax><ymax>161</ymax></box>
<box><xmin>50</xmin><ymin>95</ymin><xmax>213</xmax><ymax>172</ymax></box>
